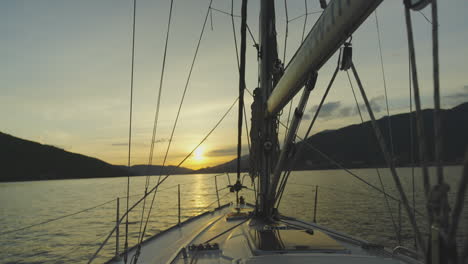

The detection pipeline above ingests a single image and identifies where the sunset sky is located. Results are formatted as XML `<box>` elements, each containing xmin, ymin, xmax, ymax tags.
<box><xmin>1</xmin><ymin>0</ymin><xmax>467</xmax><ymax>169</ymax></box>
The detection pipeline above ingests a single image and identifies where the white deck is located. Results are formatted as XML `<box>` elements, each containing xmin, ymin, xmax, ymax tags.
<box><xmin>107</xmin><ymin>204</ymin><xmax>421</xmax><ymax>264</ymax></box>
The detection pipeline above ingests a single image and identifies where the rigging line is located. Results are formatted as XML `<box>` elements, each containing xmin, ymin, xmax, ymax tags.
<box><xmin>231</xmin><ymin>0</ymin><xmax>240</xmax><ymax>69</ymax></box>
<box><xmin>287</xmin><ymin>11</ymin><xmax>322</xmax><ymax>23</ymax></box>
<box><xmin>124</xmin><ymin>0</ymin><xmax>137</xmax><ymax>262</ymax></box>
<box><xmin>374</xmin><ymin>10</ymin><xmax>395</xmax><ymax>158</ymax></box>
<box><xmin>418</xmin><ymin>10</ymin><xmax>433</xmax><ymax>25</ymax></box>
<box><xmin>346</xmin><ymin>71</ymin><xmax>364</xmax><ymax>120</ymax></box>
<box><xmin>431</xmin><ymin>0</ymin><xmax>444</xmax><ymax>185</ymax></box>
<box><xmin>282</xmin><ymin>0</ymin><xmax>294</xmax><ymax>146</ymax></box>
<box><xmin>88</xmin><ymin>97</ymin><xmax>238</xmax><ymax>264</ymax></box>
<box><xmin>346</xmin><ymin>69</ymin><xmax>400</xmax><ymax>245</ymax></box>
<box><xmin>288</xmin><ymin>182</ymin><xmax>391</xmax><ymax>199</ymax></box>
<box><xmin>137</xmin><ymin>96</ymin><xmax>239</xmax><ymax>246</ymax></box>
<box><xmin>246</xmin><ymin>24</ymin><xmax>257</xmax><ymax>46</ymax></box>
<box><xmin>301</xmin><ymin>0</ymin><xmax>308</xmax><ymax>42</ymax></box>
<box><xmin>209</xmin><ymin>6</ymin><xmax>241</xmax><ymax>17</ymax></box>
<box><xmin>243</xmin><ymin>104</ymin><xmax>251</xmax><ymax>151</ymax></box>
<box><xmin>210</xmin><ymin>7</ymin><xmax>213</xmax><ymax>30</ymax></box>
<box><xmin>56</xmin><ymin>230</ymin><xmax>111</xmax><ymax>264</ymax></box>
<box><xmin>0</xmin><ymin>199</ymin><xmax>116</xmax><ymax>236</ymax></box>
<box><xmin>275</xmin><ymin>51</ymin><xmax>342</xmax><ymax>207</ymax></box>
<box><xmin>350</xmin><ymin>63</ymin><xmax>425</xmax><ymax>253</ymax></box>
<box><xmin>285</xmin><ymin>123</ymin><xmax>425</xmax><ymax>217</ymax></box>
<box><xmin>160</xmin><ymin>0</ymin><xmax>213</xmax><ymax>170</ymax></box>
<box><xmin>137</xmin><ymin>0</ymin><xmax>175</xmax><ymax>246</ymax></box>
<box><xmin>408</xmin><ymin>45</ymin><xmax>416</xmax><ymax>248</ymax></box>
<box><xmin>199</xmin><ymin>192</ymin><xmax>231</xmax><ymax>212</ymax></box>
<box><xmin>404</xmin><ymin>0</ymin><xmax>431</xmax><ymax>202</ymax></box>
<box><xmin>282</xmin><ymin>0</ymin><xmax>289</xmax><ymax>63</ymax></box>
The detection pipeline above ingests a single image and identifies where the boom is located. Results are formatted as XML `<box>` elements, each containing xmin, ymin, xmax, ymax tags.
<box><xmin>266</xmin><ymin>0</ymin><xmax>384</xmax><ymax>115</ymax></box>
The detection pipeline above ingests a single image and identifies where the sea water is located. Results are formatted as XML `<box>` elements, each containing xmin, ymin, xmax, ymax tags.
<box><xmin>0</xmin><ymin>166</ymin><xmax>466</xmax><ymax>263</ymax></box>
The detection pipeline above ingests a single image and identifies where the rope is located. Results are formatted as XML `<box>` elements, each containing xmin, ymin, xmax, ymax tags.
<box><xmin>124</xmin><ymin>0</ymin><xmax>137</xmax><ymax>261</ymax></box>
<box><xmin>0</xmin><ymin>199</ymin><xmax>116</xmax><ymax>236</ymax></box>
<box><xmin>374</xmin><ymin>10</ymin><xmax>395</xmax><ymax>158</ymax></box>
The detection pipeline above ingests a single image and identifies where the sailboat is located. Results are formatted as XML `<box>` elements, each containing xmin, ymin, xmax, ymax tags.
<box><xmin>84</xmin><ymin>0</ymin><xmax>467</xmax><ymax>263</ymax></box>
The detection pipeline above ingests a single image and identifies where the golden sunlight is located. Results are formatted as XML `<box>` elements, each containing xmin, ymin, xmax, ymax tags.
<box><xmin>193</xmin><ymin>146</ymin><xmax>204</xmax><ymax>161</ymax></box>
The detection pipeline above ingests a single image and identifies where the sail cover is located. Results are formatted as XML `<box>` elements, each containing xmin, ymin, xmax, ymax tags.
<box><xmin>267</xmin><ymin>0</ymin><xmax>383</xmax><ymax>115</ymax></box>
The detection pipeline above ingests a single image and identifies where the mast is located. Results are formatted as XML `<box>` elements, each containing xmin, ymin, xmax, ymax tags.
<box><xmin>255</xmin><ymin>0</ymin><xmax>279</xmax><ymax>217</ymax></box>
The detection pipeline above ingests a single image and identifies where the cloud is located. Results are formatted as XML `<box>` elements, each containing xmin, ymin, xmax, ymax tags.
<box><xmin>369</xmin><ymin>95</ymin><xmax>385</xmax><ymax>113</ymax></box>
<box><xmin>111</xmin><ymin>142</ymin><xmax>128</xmax><ymax>146</ymax></box>
<box><xmin>309</xmin><ymin>101</ymin><xmax>341</xmax><ymax>119</ymax></box>
<box><xmin>112</xmin><ymin>138</ymin><xmax>168</xmax><ymax>147</ymax></box>
<box><xmin>154</xmin><ymin>138</ymin><xmax>169</xmax><ymax>143</ymax></box>
<box><xmin>207</xmin><ymin>145</ymin><xmax>249</xmax><ymax>157</ymax></box>
<box><xmin>443</xmin><ymin>85</ymin><xmax>468</xmax><ymax>105</ymax></box>
<box><xmin>307</xmin><ymin>96</ymin><xmax>386</xmax><ymax>120</ymax></box>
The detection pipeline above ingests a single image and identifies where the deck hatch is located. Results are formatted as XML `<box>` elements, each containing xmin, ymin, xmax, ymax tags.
<box><xmin>249</xmin><ymin>229</ymin><xmax>347</xmax><ymax>253</ymax></box>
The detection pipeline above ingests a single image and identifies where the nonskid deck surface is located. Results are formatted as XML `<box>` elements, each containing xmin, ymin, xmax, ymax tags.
<box><xmin>109</xmin><ymin>204</ymin><xmax>420</xmax><ymax>264</ymax></box>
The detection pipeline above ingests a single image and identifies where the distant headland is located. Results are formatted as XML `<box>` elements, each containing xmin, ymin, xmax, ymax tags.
<box><xmin>1</xmin><ymin>102</ymin><xmax>467</xmax><ymax>182</ymax></box>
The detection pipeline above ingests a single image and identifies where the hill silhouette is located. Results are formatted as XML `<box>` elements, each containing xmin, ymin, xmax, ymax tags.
<box><xmin>2</xmin><ymin>103</ymin><xmax>466</xmax><ymax>181</ymax></box>
<box><xmin>0</xmin><ymin>133</ymin><xmax>194</xmax><ymax>182</ymax></box>
<box><xmin>197</xmin><ymin>102</ymin><xmax>468</xmax><ymax>173</ymax></box>
<box><xmin>0</xmin><ymin>132</ymin><xmax>129</xmax><ymax>182</ymax></box>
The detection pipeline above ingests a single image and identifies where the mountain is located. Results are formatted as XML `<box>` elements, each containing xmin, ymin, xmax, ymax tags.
<box><xmin>293</xmin><ymin>102</ymin><xmax>468</xmax><ymax>170</ymax></box>
<box><xmin>197</xmin><ymin>102</ymin><xmax>468</xmax><ymax>173</ymax></box>
<box><xmin>124</xmin><ymin>165</ymin><xmax>194</xmax><ymax>175</ymax></box>
<box><xmin>0</xmin><ymin>133</ymin><xmax>196</xmax><ymax>182</ymax></box>
<box><xmin>196</xmin><ymin>155</ymin><xmax>249</xmax><ymax>174</ymax></box>
<box><xmin>0</xmin><ymin>132</ymin><xmax>130</xmax><ymax>182</ymax></box>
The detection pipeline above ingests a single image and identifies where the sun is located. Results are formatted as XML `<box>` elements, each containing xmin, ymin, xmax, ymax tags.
<box><xmin>193</xmin><ymin>147</ymin><xmax>204</xmax><ymax>161</ymax></box>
